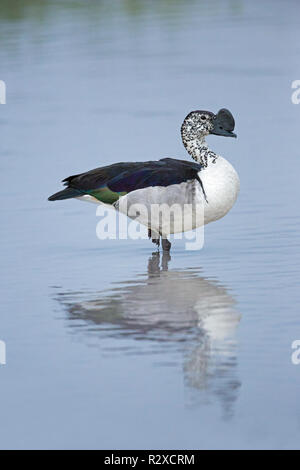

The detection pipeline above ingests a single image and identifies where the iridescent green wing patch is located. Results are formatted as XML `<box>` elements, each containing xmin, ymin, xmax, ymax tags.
<box><xmin>88</xmin><ymin>186</ymin><xmax>127</xmax><ymax>205</ymax></box>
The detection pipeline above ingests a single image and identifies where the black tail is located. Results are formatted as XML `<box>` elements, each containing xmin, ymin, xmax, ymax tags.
<box><xmin>48</xmin><ymin>187</ymin><xmax>82</xmax><ymax>201</ymax></box>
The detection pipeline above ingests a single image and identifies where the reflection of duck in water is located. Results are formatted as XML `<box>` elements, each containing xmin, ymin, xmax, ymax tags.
<box><xmin>56</xmin><ymin>253</ymin><xmax>241</xmax><ymax>415</ymax></box>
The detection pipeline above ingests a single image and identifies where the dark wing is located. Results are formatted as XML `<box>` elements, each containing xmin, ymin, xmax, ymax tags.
<box><xmin>48</xmin><ymin>158</ymin><xmax>205</xmax><ymax>204</ymax></box>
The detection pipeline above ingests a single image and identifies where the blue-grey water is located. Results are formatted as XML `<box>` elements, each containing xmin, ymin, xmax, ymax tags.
<box><xmin>0</xmin><ymin>0</ymin><xmax>300</xmax><ymax>450</ymax></box>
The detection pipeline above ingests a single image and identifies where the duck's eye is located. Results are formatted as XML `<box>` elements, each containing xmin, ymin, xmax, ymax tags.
<box><xmin>200</xmin><ymin>115</ymin><xmax>206</xmax><ymax>121</ymax></box>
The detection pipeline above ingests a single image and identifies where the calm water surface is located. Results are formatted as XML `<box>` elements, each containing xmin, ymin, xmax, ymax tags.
<box><xmin>0</xmin><ymin>0</ymin><xmax>300</xmax><ymax>449</ymax></box>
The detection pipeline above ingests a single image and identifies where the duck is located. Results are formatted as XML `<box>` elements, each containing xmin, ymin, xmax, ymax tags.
<box><xmin>48</xmin><ymin>108</ymin><xmax>240</xmax><ymax>252</ymax></box>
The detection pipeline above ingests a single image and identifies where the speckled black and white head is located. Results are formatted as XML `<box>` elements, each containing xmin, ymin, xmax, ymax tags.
<box><xmin>181</xmin><ymin>108</ymin><xmax>236</xmax><ymax>165</ymax></box>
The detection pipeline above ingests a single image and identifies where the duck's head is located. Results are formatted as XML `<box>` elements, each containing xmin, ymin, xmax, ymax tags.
<box><xmin>181</xmin><ymin>108</ymin><xmax>237</xmax><ymax>141</ymax></box>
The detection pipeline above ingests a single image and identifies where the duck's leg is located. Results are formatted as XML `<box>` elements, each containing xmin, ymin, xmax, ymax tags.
<box><xmin>148</xmin><ymin>229</ymin><xmax>160</xmax><ymax>249</ymax></box>
<box><xmin>161</xmin><ymin>237</ymin><xmax>171</xmax><ymax>252</ymax></box>
<box><xmin>147</xmin><ymin>251</ymin><xmax>161</xmax><ymax>274</ymax></box>
<box><xmin>161</xmin><ymin>251</ymin><xmax>171</xmax><ymax>270</ymax></box>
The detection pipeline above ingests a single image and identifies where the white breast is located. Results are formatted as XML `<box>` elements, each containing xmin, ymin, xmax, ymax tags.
<box><xmin>200</xmin><ymin>156</ymin><xmax>240</xmax><ymax>225</ymax></box>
